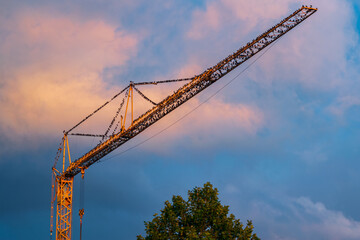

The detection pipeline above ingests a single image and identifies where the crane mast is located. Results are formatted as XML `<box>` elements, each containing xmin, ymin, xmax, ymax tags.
<box><xmin>51</xmin><ymin>6</ymin><xmax>317</xmax><ymax>240</ymax></box>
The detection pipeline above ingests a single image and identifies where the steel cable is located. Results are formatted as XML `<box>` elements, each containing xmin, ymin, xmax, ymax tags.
<box><xmin>133</xmin><ymin>86</ymin><xmax>158</xmax><ymax>105</ymax></box>
<box><xmin>66</xmin><ymin>86</ymin><xmax>129</xmax><ymax>134</ymax></box>
<box><xmin>101</xmin><ymin>91</ymin><xmax>128</xmax><ymax>142</ymax></box>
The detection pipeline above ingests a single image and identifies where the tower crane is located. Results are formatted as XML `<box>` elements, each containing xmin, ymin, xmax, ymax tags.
<box><xmin>50</xmin><ymin>6</ymin><xmax>317</xmax><ymax>240</ymax></box>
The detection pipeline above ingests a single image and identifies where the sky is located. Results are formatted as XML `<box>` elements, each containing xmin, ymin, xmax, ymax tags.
<box><xmin>0</xmin><ymin>0</ymin><xmax>360</xmax><ymax>239</ymax></box>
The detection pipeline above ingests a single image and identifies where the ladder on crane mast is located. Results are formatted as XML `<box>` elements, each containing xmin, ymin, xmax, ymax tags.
<box><xmin>50</xmin><ymin>5</ymin><xmax>317</xmax><ymax>240</ymax></box>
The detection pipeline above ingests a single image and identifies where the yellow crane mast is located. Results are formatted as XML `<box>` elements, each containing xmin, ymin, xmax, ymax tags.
<box><xmin>50</xmin><ymin>6</ymin><xmax>317</xmax><ymax>240</ymax></box>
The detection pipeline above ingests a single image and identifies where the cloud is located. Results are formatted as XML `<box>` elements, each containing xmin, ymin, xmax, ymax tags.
<box><xmin>0</xmin><ymin>8</ymin><xmax>138</xmax><ymax>143</ymax></box>
<box><xmin>182</xmin><ymin>0</ymin><xmax>360</xmax><ymax>167</ymax></box>
<box><xmin>122</xmin><ymin>0</ymin><xmax>359</xmax><ymax>157</ymax></box>
<box><xmin>3</xmin><ymin>0</ymin><xmax>356</xmax><ymax>146</ymax></box>
<box><xmin>187</xmin><ymin>0</ymin><xmax>292</xmax><ymax>40</ymax></box>
<box><xmin>327</xmin><ymin>96</ymin><xmax>360</xmax><ymax>118</ymax></box>
<box><xmin>187</xmin><ymin>3</ymin><xmax>221</xmax><ymax>40</ymax></box>
<box><xmin>295</xmin><ymin>197</ymin><xmax>360</xmax><ymax>239</ymax></box>
<box><xmin>256</xmin><ymin>0</ymin><xmax>356</xmax><ymax>89</ymax></box>
<box><xmin>186</xmin><ymin>0</ymin><xmax>358</xmax><ymax>93</ymax></box>
<box><xmin>134</xmin><ymin>97</ymin><xmax>264</xmax><ymax>156</ymax></box>
<box><xmin>175</xmin><ymin>63</ymin><xmax>203</xmax><ymax>79</ymax></box>
<box><xmin>249</xmin><ymin>196</ymin><xmax>360</xmax><ymax>240</ymax></box>
<box><xmin>297</xmin><ymin>145</ymin><xmax>328</xmax><ymax>164</ymax></box>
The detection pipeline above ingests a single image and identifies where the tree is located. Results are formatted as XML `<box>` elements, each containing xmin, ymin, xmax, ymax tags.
<box><xmin>137</xmin><ymin>182</ymin><xmax>259</xmax><ymax>240</ymax></box>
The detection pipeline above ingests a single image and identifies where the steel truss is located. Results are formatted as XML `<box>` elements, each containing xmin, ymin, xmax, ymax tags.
<box><xmin>55</xmin><ymin>177</ymin><xmax>73</xmax><ymax>240</ymax></box>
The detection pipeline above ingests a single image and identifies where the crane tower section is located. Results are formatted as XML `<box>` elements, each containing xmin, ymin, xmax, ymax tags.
<box><xmin>51</xmin><ymin>6</ymin><xmax>317</xmax><ymax>240</ymax></box>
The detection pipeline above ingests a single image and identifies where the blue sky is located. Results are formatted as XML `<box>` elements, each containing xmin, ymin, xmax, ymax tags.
<box><xmin>1</xmin><ymin>0</ymin><xmax>360</xmax><ymax>239</ymax></box>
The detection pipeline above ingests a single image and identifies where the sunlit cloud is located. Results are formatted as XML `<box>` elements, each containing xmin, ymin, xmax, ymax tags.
<box><xmin>0</xmin><ymin>9</ymin><xmax>138</xmax><ymax>143</ymax></box>
<box><xmin>136</xmin><ymin>97</ymin><xmax>264</xmax><ymax>155</ymax></box>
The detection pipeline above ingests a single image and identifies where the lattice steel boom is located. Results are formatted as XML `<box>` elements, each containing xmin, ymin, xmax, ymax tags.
<box><xmin>51</xmin><ymin>6</ymin><xmax>317</xmax><ymax>240</ymax></box>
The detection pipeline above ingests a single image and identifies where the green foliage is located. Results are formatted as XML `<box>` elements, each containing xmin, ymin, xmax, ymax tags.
<box><xmin>137</xmin><ymin>182</ymin><xmax>259</xmax><ymax>240</ymax></box>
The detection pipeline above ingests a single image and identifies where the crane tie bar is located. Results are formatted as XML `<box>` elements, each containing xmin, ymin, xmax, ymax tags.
<box><xmin>134</xmin><ymin>77</ymin><xmax>194</xmax><ymax>86</ymax></box>
<box><xmin>133</xmin><ymin>86</ymin><xmax>158</xmax><ymax>105</ymax></box>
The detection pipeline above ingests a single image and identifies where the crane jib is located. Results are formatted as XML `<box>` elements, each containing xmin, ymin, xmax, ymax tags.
<box><xmin>61</xmin><ymin>6</ymin><xmax>317</xmax><ymax>178</ymax></box>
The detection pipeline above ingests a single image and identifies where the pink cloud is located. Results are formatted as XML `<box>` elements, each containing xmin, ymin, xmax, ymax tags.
<box><xmin>136</xmin><ymin>98</ymin><xmax>264</xmax><ymax>155</ymax></box>
<box><xmin>0</xmin><ymin>9</ymin><xmax>138</xmax><ymax>144</ymax></box>
<box><xmin>187</xmin><ymin>4</ymin><xmax>221</xmax><ymax>40</ymax></box>
<box><xmin>175</xmin><ymin>63</ymin><xmax>203</xmax><ymax>78</ymax></box>
<box><xmin>9</xmin><ymin>10</ymin><xmax>137</xmax><ymax>71</ymax></box>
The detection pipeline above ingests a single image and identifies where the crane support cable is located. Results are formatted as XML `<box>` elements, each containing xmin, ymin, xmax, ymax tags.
<box><xmin>59</xmin><ymin>6</ymin><xmax>317</xmax><ymax>178</ymax></box>
<box><xmin>65</xmin><ymin>86</ymin><xmax>129</xmax><ymax>134</ymax></box>
<box><xmin>133</xmin><ymin>86</ymin><xmax>158</xmax><ymax>105</ymax></box>
<box><xmin>69</xmin><ymin>133</ymin><xmax>106</xmax><ymax>137</ymax></box>
<box><xmin>52</xmin><ymin>138</ymin><xmax>65</xmax><ymax>169</ymax></box>
<box><xmin>65</xmin><ymin>78</ymin><xmax>191</xmax><ymax>136</ymax></box>
<box><xmin>111</xmin><ymin>117</ymin><xmax>122</xmax><ymax>136</ymax></box>
<box><xmin>102</xmin><ymin>92</ymin><xmax>128</xmax><ymax>141</ymax></box>
<box><xmin>49</xmin><ymin>171</ymin><xmax>57</xmax><ymax>239</ymax></box>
